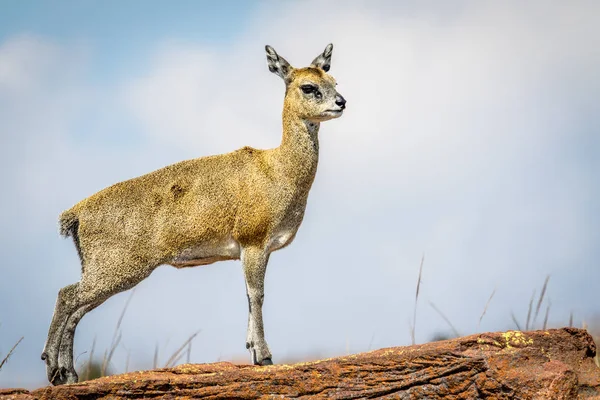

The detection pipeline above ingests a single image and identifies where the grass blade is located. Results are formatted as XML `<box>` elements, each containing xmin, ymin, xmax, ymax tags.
<box><xmin>153</xmin><ymin>343</ymin><xmax>159</xmax><ymax>369</ymax></box>
<box><xmin>85</xmin><ymin>337</ymin><xmax>96</xmax><ymax>381</ymax></box>
<box><xmin>165</xmin><ymin>331</ymin><xmax>201</xmax><ymax>368</ymax></box>
<box><xmin>533</xmin><ymin>275</ymin><xmax>550</xmax><ymax>325</ymax></box>
<box><xmin>525</xmin><ymin>290</ymin><xmax>536</xmax><ymax>331</ymax></box>
<box><xmin>0</xmin><ymin>336</ymin><xmax>23</xmax><ymax>371</ymax></box>
<box><xmin>543</xmin><ymin>301</ymin><xmax>551</xmax><ymax>330</ymax></box>
<box><xmin>110</xmin><ymin>289</ymin><xmax>135</xmax><ymax>347</ymax></box>
<box><xmin>367</xmin><ymin>333</ymin><xmax>375</xmax><ymax>351</ymax></box>
<box><xmin>102</xmin><ymin>332</ymin><xmax>121</xmax><ymax>376</ymax></box>
<box><xmin>510</xmin><ymin>312</ymin><xmax>522</xmax><ymax>331</ymax></box>
<box><xmin>102</xmin><ymin>289</ymin><xmax>135</xmax><ymax>376</ymax></box>
<box><xmin>125</xmin><ymin>349</ymin><xmax>131</xmax><ymax>373</ymax></box>
<box><xmin>186</xmin><ymin>341</ymin><xmax>192</xmax><ymax>364</ymax></box>
<box><xmin>569</xmin><ymin>311</ymin><xmax>574</xmax><ymax>328</ymax></box>
<box><xmin>411</xmin><ymin>254</ymin><xmax>425</xmax><ymax>345</ymax></box>
<box><xmin>478</xmin><ymin>287</ymin><xmax>496</xmax><ymax>328</ymax></box>
<box><xmin>429</xmin><ymin>301</ymin><xmax>460</xmax><ymax>338</ymax></box>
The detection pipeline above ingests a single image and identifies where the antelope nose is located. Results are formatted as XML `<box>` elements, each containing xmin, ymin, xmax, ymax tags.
<box><xmin>335</xmin><ymin>94</ymin><xmax>346</xmax><ymax>109</ymax></box>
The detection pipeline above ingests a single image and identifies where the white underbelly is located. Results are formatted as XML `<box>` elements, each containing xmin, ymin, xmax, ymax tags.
<box><xmin>168</xmin><ymin>225</ymin><xmax>299</xmax><ymax>268</ymax></box>
<box><xmin>169</xmin><ymin>236</ymin><xmax>241</xmax><ymax>268</ymax></box>
<box><xmin>267</xmin><ymin>228</ymin><xmax>297</xmax><ymax>252</ymax></box>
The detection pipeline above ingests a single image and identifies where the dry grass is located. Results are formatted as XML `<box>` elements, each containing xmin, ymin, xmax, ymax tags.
<box><xmin>543</xmin><ymin>301</ymin><xmax>551</xmax><ymax>330</ymax></box>
<box><xmin>429</xmin><ymin>301</ymin><xmax>460</xmax><ymax>338</ymax></box>
<box><xmin>569</xmin><ymin>312</ymin><xmax>574</xmax><ymax>328</ymax></box>
<box><xmin>164</xmin><ymin>331</ymin><xmax>201</xmax><ymax>368</ymax></box>
<box><xmin>74</xmin><ymin>268</ymin><xmax>596</xmax><ymax>384</ymax></box>
<box><xmin>510</xmin><ymin>312</ymin><xmax>522</xmax><ymax>331</ymax></box>
<box><xmin>409</xmin><ymin>254</ymin><xmax>425</xmax><ymax>346</ymax></box>
<box><xmin>525</xmin><ymin>290</ymin><xmax>535</xmax><ymax>331</ymax></box>
<box><xmin>533</xmin><ymin>275</ymin><xmax>550</xmax><ymax>326</ymax></box>
<box><xmin>81</xmin><ymin>337</ymin><xmax>97</xmax><ymax>381</ymax></box>
<box><xmin>79</xmin><ymin>289</ymin><xmax>201</xmax><ymax>382</ymax></box>
<box><xmin>0</xmin><ymin>336</ymin><xmax>23</xmax><ymax>372</ymax></box>
<box><xmin>478</xmin><ymin>288</ymin><xmax>496</xmax><ymax>328</ymax></box>
<box><xmin>407</xmin><ymin>262</ymin><xmax>574</xmax><ymax>348</ymax></box>
<box><xmin>101</xmin><ymin>289</ymin><xmax>136</xmax><ymax>376</ymax></box>
<box><xmin>511</xmin><ymin>275</ymin><xmax>551</xmax><ymax>332</ymax></box>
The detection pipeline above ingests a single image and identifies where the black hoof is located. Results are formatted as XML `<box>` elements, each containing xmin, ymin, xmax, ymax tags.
<box><xmin>260</xmin><ymin>358</ymin><xmax>273</xmax><ymax>366</ymax></box>
<box><xmin>50</xmin><ymin>366</ymin><xmax>68</xmax><ymax>386</ymax></box>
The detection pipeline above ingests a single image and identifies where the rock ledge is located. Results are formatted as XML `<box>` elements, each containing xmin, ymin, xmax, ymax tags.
<box><xmin>2</xmin><ymin>328</ymin><xmax>599</xmax><ymax>399</ymax></box>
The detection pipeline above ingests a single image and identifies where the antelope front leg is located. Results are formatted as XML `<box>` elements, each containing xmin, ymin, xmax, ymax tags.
<box><xmin>242</xmin><ymin>247</ymin><xmax>272</xmax><ymax>365</ymax></box>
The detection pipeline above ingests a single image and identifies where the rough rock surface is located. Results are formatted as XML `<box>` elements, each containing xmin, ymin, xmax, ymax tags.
<box><xmin>2</xmin><ymin>328</ymin><xmax>599</xmax><ymax>399</ymax></box>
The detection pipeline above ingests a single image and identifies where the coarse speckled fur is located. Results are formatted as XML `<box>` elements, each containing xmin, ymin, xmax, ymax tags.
<box><xmin>41</xmin><ymin>44</ymin><xmax>346</xmax><ymax>386</ymax></box>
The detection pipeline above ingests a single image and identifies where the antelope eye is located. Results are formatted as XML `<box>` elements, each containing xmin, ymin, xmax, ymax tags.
<box><xmin>301</xmin><ymin>84</ymin><xmax>317</xmax><ymax>94</ymax></box>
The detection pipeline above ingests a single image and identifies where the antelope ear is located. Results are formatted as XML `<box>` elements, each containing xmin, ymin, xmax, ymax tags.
<box><xmin>265</xmin><ymin>45</ymin><xmax>293</xmax><ymax>83</ymax></box>
<box><xmin>311</xmin><ymin>43</ymin><xmax>333</xmax><ymax>72</ymax></box>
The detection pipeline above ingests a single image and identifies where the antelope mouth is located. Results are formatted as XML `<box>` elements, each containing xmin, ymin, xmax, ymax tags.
<box><xmin>316</xmin><ymin>109</ymin><xmax>344</xmax><ymax>121</ymax></box>
<box><xmin>323</xmin><ymin>109</ymin><xmax>344</xmax><ymax>117</ymax></box>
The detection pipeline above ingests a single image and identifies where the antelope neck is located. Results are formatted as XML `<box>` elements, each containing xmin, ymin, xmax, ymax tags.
<box><xmin>275</xmin><ymin>107</ymin><xmax>320</xmax><ymax>188</ymax></box>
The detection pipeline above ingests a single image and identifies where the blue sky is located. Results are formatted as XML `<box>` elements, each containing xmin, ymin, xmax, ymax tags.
<box><xmin>1</xmin><ymin>0</ymin><xmax>599</xmax><ymax>389</ymax></box>
<box><xmin>0</xmin><ymin>1</ymin><xmax>255</xmax><ymax>80</ymax></box>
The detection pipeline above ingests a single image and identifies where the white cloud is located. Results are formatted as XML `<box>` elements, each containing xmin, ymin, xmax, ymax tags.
<box><xmin>0</xmin><ymin>0</ymin><xmax>598</xmax><ymax>388</ymax></box>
